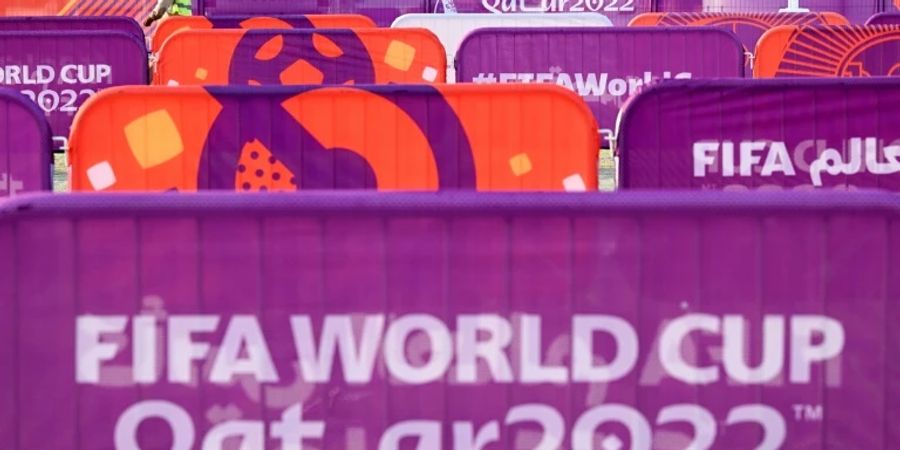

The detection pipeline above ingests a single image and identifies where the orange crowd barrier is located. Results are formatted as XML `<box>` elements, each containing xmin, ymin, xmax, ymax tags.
<box><xmin>151</xmin><ymin>14</ymin><xmax>376</xmax><ymax>53</ymax></box>
<box><xmin>155</xmin><ymin>28</ymin><xmax>446</xmax><ymax>85</ymax></box>
<box><xmin>755</xmin><ymin>25</ymin><xmax>900</xmax><ymax>77</ymax></box>
<box><xmin>69</xmin><ymin>85</ymin><xmax>598</xmax><ymax>192</ymax></box>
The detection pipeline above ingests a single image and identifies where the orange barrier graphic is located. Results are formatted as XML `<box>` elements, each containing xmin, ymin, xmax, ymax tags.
<box><xmin>755</xmin><ymin>25</ymin><xmax>900</xmax><ymax>77</ymax></box>
<box><xmin>629</xmin><ymin>11</ymin><xmax>847</xmax><ymax>27</ymax></box>
<box><xmin>151</xmin><ymin>14</ymin><xmax>376</xmax><ymax>53</ymax></box>
<box><xmin>69</xmin><ymin>85</ymin><xmax>598</xmax><ymax>192</ymax></box>
<box><xmin>155</xmin><ymin>28</ymin><xmax>446</xmax><ymax>85</ymax></box>
<box><xmin>629</xmin><ymin>12</ymin><xmax>848</xmax><ymax>60</ymax></box>
<box><xmin>2</xmin><ymin>0</ymin><xmax>148</xmax><ymax>18</ymax></box>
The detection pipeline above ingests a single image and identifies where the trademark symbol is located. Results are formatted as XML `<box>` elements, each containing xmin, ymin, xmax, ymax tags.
<box><xmin>792</xmin><ymin>404</ymin><xmax>823</xmax><ymax>422</ymax></box>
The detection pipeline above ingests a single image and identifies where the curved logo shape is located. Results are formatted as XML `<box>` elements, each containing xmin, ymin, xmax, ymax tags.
<box><xmin>228</xmin><ymin>31</ymin><xmax>376</xmax><ymax>86</ymax></box>
<box><xmin>69</xmin><ymin>85</ymin><xmax>596</xmax><ymax>192</ymax></box>
<box><xmin>150</xmin><ymin>15</ymin><xmax>376</xmax><ymax>53</ymax></box>
<box><xmin>759</xmin><ymin>26</ymin><xmax>900</xmax><ymax>77</ymax></box>
<box><xmin>198</xmin><ymin>86</ymin><xmax>476</xmax><ymax>190</ymax></box>
<box><xmin>155</xmin><ymin>29</ymin><xmax>445</xmax><ymax>86</ymax></box>
<box><xmin>838</xmin><ymin>33</ymin><xmax>900</xmax><ymax>76</ymax></box>
<box><xmin>645</xmin><ymin>12</ymin><xmax>847</xmax><ymax>55</ymax></box>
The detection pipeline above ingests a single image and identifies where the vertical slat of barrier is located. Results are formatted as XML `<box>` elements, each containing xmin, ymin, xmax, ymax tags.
<box><xmin>572</xmin><ymin>215</ymin><xmax>642</xmax><ymax>420</ymax></box>
<box><xmin>701</xmin><ymin>216</ymin><xmax>764</xmax><ymax>446</ymax></box>
<box><xmin>385</xmin><ymin>216</ymin><xmax>450</xmax><ymax>430</ymax></box>
<box><xmin>136</xmin><ymin>216</ymin><xmax>203</xmax><ymax>448</ymax></box>
<box><xmin>0</xmin><ymin>221</ymin><xmax>15</xmax><ymax>446</ymax></box>
<box><xmin>196</xmin><ymin>214</ymin><xmax>265</xmax><ymax>440</ymax></box>
<box><xmin>889</xmin><ymin>219</ymin><xmax>900</xmax><ymax>446</ymax></box>
<box><xmin>322</xmin><ymin>215</ymin><xmax>388</xmax><ymax>447</ymax></box>
<box><xmin>76</xmin><ymin>218</ymin><xmax>140</xmax><ymax>448</ymax></box>
<box><xmin>446</xmin><ymin>216</ymin><xmax>511</xmax><ymax>434</ymax></box>
<box><xmin>259</xmin><ymin>215</ymin><xmax>324</xmax><ymax>448</ymax></box>
<box><xmin>639</xmin><ymin>214</ymin><xmax>701</xmax><ymax>436</ymax></box>
<box><xmin>824</xmin><ymin>215</ymin><xmax>887</xmax><ymax>448</ymax></box>
<box><xmin>509</xmin><ymin>215</ymin><xmax>575</xmax><ymax>441</ymax></box>
<box><xmin>761</xmin><ymin>214</ymin><xmax>827</xmax><ymax>446</ymax></box>
<box><xmin>16</xmin><ymin>217</ymin><xmax>77</xmax><ymax>448</ymax></box>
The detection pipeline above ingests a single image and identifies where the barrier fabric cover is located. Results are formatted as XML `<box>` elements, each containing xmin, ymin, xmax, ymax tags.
<box><xmin>151</xmin><ymin>14</ymin><xmax>377</xmax><ymax>54</ymax></box>
<box><xmin>434</xmin><ymin>0</ymin><xmax>653</xmax><ymax>26</ymax></box>
<box><xmin>391</xmin><ymin>13</ymin><xmax>614</xmax><ymax>80</ymax></box>
<box><xmin>197</xmin><ymin>0</ymin><xmax>428</xmax><ymax>26</ymax></box>
<box><xmin>0</xmin><ymin>88</ymin><xmax>51</xmax><ymax>196</ymax></box>
<box><xmin>69</xmin><ymin>85</ymin><xmax>598</xmax><ymax>192</ymax></box>
<box><xmin>628</xmin><ymin>12</ymin><xmax>848</xmax><ymax>56</ymax></box>
<box><xmin>0</xmin><ymin>16</ymin><xmax>143</xmax><ymax>41</ymax></box>
<box><xmin>456</xmin><ymin>27</ymin><xmax>745</xmax><ymax>145</ymax></box>
<box><xmin>867</xmin><ymin>12</ymin><xmax>900</xmax><ymax>25</ymax></box>
<box><xmin>654</xmin><ymin>0</ymin><xmax>879</xmax><ymax>24</ymax></box>
<box><xmin>0</xmin><ymin>31</ymin><xmax>148</xmax><ymax>146</ymax></box>
<box><xmin>618</xmin><ymin>78</ymin><xmax>900</xmax><ymax>190</ymax></box>
<box><xmin>155</xmin><ymin>29</ymin><xmax>446</xmax><ymax>86</ymax></box>
<box><xmin>755</xmin><ymin>25</ymin><xmax>900</xmax><ymax>78</ymax></box>
<box><xmin>1</xmin><ymin>0</ymin><xmax>150</xmax><ymax>18</ymax></box>
<box><xmin>0</xmin><ymin>191</ymin><xmax>898</xmax><ymax>449</ymax></box>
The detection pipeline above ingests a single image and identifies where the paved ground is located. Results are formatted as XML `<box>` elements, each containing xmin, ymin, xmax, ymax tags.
<box><xmin>599</xmin><ymin>149</ymin><xmax>617</xmax><ymax>191</ymax></box>
<box><xmin>52</xmin><ymin>152</ymin><xmax>67</xmax><ymax>192</ymax></box>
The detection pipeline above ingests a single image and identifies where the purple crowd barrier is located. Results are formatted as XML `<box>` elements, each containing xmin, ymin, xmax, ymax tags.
<box><xmin>0</xmin><ymin>191</ymin><xmax>899</xmax><ymax>449</ymax></box>
<box><xmin>0</xmin><ymin>16</ymin><xmax>144</xmax><ymax>43</ymax></box>
<box><xmin>0</xmin><ymin>88</ymin><xmax>51</xmax><ymax>197</ymax></box>
<box><xmin>0</xmin><ymin>31</ymin><xmax>149</xmax><ymax>150</ymax></box>
<box><xmin>456</xmin><ymin>27</ymin><xmax>745</xmax><ymax>145</ymax></box>
<box><xmin>656</xmin><ymin>0</ymin><xmax>879</xmax><ymax>24</ymax></box>
<box><xmin>617</xmin><ymin>78</ymin><xmax>900</xmax><ymax>190</ymax></box>
<box><xmin>432</xmin><ymin>0</ymin><xmax>653</xmax><ymax>26</ymax></box>
<box><xmin>197</xmin><ymin>0</ymin><xmax>428</xmax><ymax>26</ymax></box>
<box><xmin>866</xmin><ymin>12</ymin><xmax>900</xmax><ymax>25</ymax></box>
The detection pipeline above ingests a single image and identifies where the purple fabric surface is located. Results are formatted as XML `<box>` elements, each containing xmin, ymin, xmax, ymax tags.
<box><xmin>618</xmin><ymin>78</ymin><xmax>900</xmax><ymax>190</ymax></box>
<box><xmin>656</xmin><ymin>0</ymin><xmax>879</xmax><ymax>24</ymax></box>
<box><xmin>197</xmin><ymin>0</ymin><xmax>428</xmax><ymax>26</ymax></box>
<box><xmin>431</xmin><ymin>0</ymin><xmax>653</xmax><ymax>26</ymax></box>
<box><xmin>0</xmin><ymin>16</ymin><xmax>144</xmax><ymax>42</ymax></box>
<box><xmin>456</xmin><ymin>27</ymin><xmax>745</xmax><ymax>146</ymax></box>
<box><xmin>0</xmin><ymin>88</ymin><xmax>51</xmax><ymax>197</ymax></box>
<box><xmin>866</xmin><ymin>12</ymin><xmax>900</xmax><ymax>25</ymax></box>
<box><xmin>0</xmin><ymin>190</ymin><xmax>898</xmax><ymax>449</ymax></box>
<box><xmin>203</xmin><ymin>14</ymin><xmax>318</xmax><ymax>27</ymax></box>
<box><xmin>0</xmin><ymin>31</ymin><xmax>148</xmax><ymax>147</ymax></box>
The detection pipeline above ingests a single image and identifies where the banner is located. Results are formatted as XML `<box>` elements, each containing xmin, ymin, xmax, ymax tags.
<box><xmin>867</xmin><ymin>12</ymin><xmax>900</xmax><ymax>25</ymax></box>
<box><xmin>0</xmin><ymin>31</ymin><xmax>148</xmax><ymax>149</ymax></box>
<box><xmin>151</xmin><ymin>14</ymin><xmax>376</xmax><ymax>54</ymax></box>
<box><xmin>69</xmin><ymin>85</ymin><xmax>598</xmax><ymax>192</ymax></box>
<box><xmin>457</xmin><ymin>27</ymin><xmax>745</xmax><ymax>146</ymax></box>
<box><xmin>2</xmin><ymin>0</ymin><xmax>148</xmax><ymax>17</ymax></box>
<box><xmin>0</xmin><ymin>16</ymin><xmax>143</xmax><ymax>41</ymax></box>
<box><xmin>617</xmin><ymin>78</ymin><xmax>900</xmax><ymax>190</ymax></box>
<box><xmin>1</xmin><ymin>190</ymin><xmax>898</xmax><ymax>449</ymax></box>
<box><xmin>755</xmin><ymin>25</ymin><xmax>900</xmax><ymax>78</ymax></box>
<box><xmin>392</xmin><ymin>13</ymin><xmax>613</xmax><ymax>80</ymax></box>
<box><xmin>0</xmin><ymin>88</ymin><xmax>51</xmax><ymax>196</ymax></box>
<box><xmin>197</xmin><ymin>0</ymin><xmax>428</xmax><ymax>26</ymax></box>
<box><xmin>429</xmin><ymin>0</ymin><xmax>652</xmax><ymax>26</ymax></box>
<box><xmin>155</xmin><ymin>29</ymin><xmax>446</xmax><ymax>86</ymax></box>
<box><xmin>655</xmin><ymin>0</ymin><xmax>880</xmax><ymax>24</ymax></box>
<box><xmin>628</xmin><ymin>12</ymin><xmax>848</xmax><ymax>62</ymax></box>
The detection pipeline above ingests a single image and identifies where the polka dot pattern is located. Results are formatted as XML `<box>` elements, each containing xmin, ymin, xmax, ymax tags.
<box><xmin>234</xmin><ymin>139</ymin><xmax>298</xmax><ymax>192</ymax></box>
